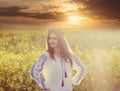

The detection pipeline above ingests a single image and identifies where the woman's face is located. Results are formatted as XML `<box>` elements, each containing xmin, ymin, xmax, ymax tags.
<box><xmin>48</xmin><ymin>32</ymin><xmax>58</xmax><ymax>48</ymax></box>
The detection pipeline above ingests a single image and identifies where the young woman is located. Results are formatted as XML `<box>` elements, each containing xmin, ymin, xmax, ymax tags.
<box><xmin>29</xmin><ymin>29</ymin><xmax>87</xmax><ymax>91</ymax></box>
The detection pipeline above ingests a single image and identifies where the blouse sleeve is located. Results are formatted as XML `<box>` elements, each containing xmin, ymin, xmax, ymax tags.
<box><xmin>29</xmin><ymin>51</ymin><xmax>49</xmax><ymax>89</ymax></box>
<box><xmin>72</xmin><ymin>53</ymin><xmax>87</xmax><ymax>85</ymax></box>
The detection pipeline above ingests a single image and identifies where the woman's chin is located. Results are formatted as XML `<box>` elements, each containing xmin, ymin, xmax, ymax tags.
<box><xmin>50</xmin><ymin>46</ymin><xmax>55</xmax><ymax>48</ymax></box>
<box><xmin>50</xmin><ymin>45</ymin><xmax>57</xmax><ymax>48</ymax></box>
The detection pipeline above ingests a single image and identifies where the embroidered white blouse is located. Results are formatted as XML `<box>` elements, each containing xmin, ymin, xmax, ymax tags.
<box><xmin>29</xmin><ymin>50</ymin><xmax>87</xmax><ymax>91</ymax></box>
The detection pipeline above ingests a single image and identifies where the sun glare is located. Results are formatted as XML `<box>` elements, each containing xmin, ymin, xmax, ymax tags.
<box><xmin>68</xmin><ymin>15</ymin><xmax>88</xmax><ymax>24</ymax></box>
<box><xmin>69</xmin><ymin>15</ymin><xmax>79</xmax><ymax>23</ymax></box>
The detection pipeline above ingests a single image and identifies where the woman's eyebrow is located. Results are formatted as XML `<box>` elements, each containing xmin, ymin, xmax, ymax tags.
<box><xmin>48</xmin><ymin>36</ymin><xmax>52</xmax><ymax>38</ymax></box>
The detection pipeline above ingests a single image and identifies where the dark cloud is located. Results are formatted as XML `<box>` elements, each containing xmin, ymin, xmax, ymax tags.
<box><xmin>72</xmin><ymin>0</ymin><xmax>120</xmax><ymax>20</ymax></box>
<box><xmin>0</xmin><ymin>0</ymin><xmax>120</xmax><ymax>22</ymax></box>
<box><xmin>0</xmin><ymin>6</ymin><xmax>67</xmax><ymax>21</ymax></box>
<box><xmin>32</xmin><ymin>12</ymin><xmax>67</xmax><ymax>21</ymax></box>
<box><xmin>0</xmin><ymin>6</ymin><xmax>28</xmax><ymax>16</ymax></box>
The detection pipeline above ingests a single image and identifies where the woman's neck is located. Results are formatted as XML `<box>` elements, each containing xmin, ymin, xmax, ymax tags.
<box><xmin>54</xmin><ymin>47</ymin><xmax>60</xmax><ymax>57</ymax></box>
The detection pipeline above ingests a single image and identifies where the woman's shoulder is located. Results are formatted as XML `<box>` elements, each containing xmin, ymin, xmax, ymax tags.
<box><xmin>69</xmin><ymin>52</ymin><xmax>75</xmax><ymax>57</ymax></box>
<box><xmin>42</xmin><ymin>50</ymin><xmax>49</xmax><ymax>57</ymax></box>
<box><xmin>70</xmin><ymin>52</ymin><xmax>79</xmax><ymax>60</ymax></box>
<box><xmin>37</xmin><ymin>50</ymin><xmax>49</xmax><ymax>61</ymax></box>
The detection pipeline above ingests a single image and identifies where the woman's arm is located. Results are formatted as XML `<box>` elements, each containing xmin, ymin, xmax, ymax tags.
<box><xmin>72</xmin><ymin>53</ymin><xmax>87</xmax><ymax>85</ymax></box>
<box><xmin>29</xmin><ymin>51</ymin><xmax>49</xmax><ymax>89</ymax></box>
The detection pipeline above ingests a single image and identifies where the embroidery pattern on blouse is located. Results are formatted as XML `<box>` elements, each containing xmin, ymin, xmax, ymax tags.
<box><xmin>72</xmin><ymin>54</ymin><xmax>87</xmax><ymax>85</ymax></box>
<box><xmin>29</xmin><ymin>51</ymin><xmax>48</xmax><ymax>89</ymax></box>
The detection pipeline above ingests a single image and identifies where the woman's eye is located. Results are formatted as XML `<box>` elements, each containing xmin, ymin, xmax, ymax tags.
<box><xmin>53</xmin><ymin>37</ymin><xmax>56</xmax><ymax>40</ymax></box>
<box><xmin>53</xmin><ymin>37</ymin><xmax>57</xmax><ymax>40</ymax></box>
<box><xmin>49</xmin><ymin>37</ymin><xmax>57</xmax><ymax>40</ymax></box>
<box><xmin>49</xmin><ymin>37</ymin><xmax>51</xmax><ymax>39</ymax></box>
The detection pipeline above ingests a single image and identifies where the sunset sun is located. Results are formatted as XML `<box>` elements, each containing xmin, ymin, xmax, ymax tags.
<box><xmin>68</xmin><ymin>15</ymin><xmax>88</xmax><ymax>25</ymax></box>
<box><xmin>69</xmin><ymin>15</ymin><xmax>79</xmax><ymax>23</ymax></box>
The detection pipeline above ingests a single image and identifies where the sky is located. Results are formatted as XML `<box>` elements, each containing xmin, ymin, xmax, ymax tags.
<box><xmin>0</xmin><ymin>0</ymin><xmax>120</xmax><ymax>29</ymax></box>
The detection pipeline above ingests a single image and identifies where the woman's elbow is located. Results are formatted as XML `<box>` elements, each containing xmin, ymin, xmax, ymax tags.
<box><xmin>82</xmin><ymin>65</ymin><xmax>87</xmax><ymax>74</ymax></box>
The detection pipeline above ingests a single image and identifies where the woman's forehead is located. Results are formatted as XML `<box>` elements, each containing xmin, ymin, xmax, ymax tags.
<box><xmin>49</xmin><ymin>32</ymin><xmax>57</xmax><ymax>37</ymax></box>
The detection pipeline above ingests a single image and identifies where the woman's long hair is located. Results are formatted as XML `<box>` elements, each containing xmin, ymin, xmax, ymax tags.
<box><xmin>46</xmin><ymin>28</ymin><xmax>73</xmax><ymax>67</ymax></box>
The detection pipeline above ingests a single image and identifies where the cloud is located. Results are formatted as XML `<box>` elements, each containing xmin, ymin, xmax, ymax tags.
<box><xmin>0</xmin><ymin>0</ymin><xmax>79</xmax><ymax>13</ymax></box>
<box><xmin>0</xmin><ymin>0</ymin><xmax>120</xmax><ymax>23</ymax></box>
<box><xmin>0</xmin><ymin>6</ymin><xmax>28</xmax><ymax>16</ymax></box>
<box><xmin>72</xmin><ymin>0</ymin><xmax>120</xmax><ymax>20</ymax></box>
<box><xmin>0</xmin><ymin>0</ymin><xmax>32</xmax><ymax>7</ymax></box>
<box><xmin>20</xmin><ymin>2</ymin><xmax>61</xmax><ymax>13</ymax></box>
<box><xmin>0</xmin><ymin>0</ymin><xmax>63</xmax><ymax>12</ymax></box>
<box><xmin>0</xmin><ymin>6</ymin><xmax>67</xmax><ymax>21</ymax></box>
